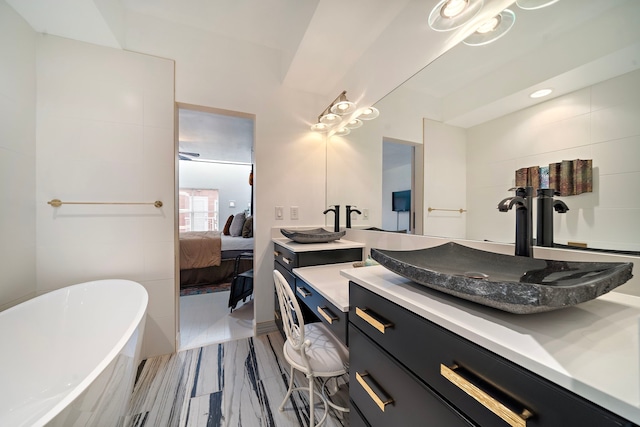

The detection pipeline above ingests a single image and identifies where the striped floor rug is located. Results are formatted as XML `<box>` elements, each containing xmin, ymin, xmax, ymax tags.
<box><xmin>125</xmin><ymin>332</ymin><xmax>349</xmax><ymax>427</ymax></box>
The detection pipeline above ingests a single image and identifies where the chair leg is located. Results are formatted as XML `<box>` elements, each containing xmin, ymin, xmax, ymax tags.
<box><xmin>279</xmin><ymin>365</ymin><xmax>296</xmax><ymax>412</ymax></box>
<box><xmin>322</xmin><ymin>377</ymin><xmax>350</xmax><ymax>414</ymax></box>
<box><xmin>308</xmin><ymin>374</ymin><xmax>315</xmax><ymax>426</ymax></box>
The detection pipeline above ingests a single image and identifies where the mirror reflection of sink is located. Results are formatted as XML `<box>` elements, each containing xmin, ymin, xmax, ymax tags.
<box><xmin>371</xmin><ymin>242</ymin><xmax>634</xmax><ymax>314</ymax></box>
<box><xmin>280</xmin><ymin>228</ymin><xmax>346</xmax><ymax>243</ymax></box>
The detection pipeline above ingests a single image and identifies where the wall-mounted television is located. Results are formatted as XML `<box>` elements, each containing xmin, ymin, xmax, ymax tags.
<box><xmin>392</xmin><ymin>190</ymin><xmax>411</xmax><ymax>212</ymax></box>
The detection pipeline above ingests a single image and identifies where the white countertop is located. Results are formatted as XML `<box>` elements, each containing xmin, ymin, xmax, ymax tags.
<box><xmin>272</xmin><ymin>237</ymin><xmax>365</xmax><ymax>253</ymax></box>
<box><xmin>292</xmin><ymin>262</ymin><xmax>355</xmax><ymax>312</ymax></box>
<box><xmin>341</xmin><ymin>265</ymin><xmax>640</xmax><ymax>424</ymax></box>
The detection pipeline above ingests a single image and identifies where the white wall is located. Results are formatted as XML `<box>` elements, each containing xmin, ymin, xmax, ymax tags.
<box><xmin>423</xmin><ymin>119</ymin><xmax>467</xmax><ymax>239</ymax></box>
<box><xmin>466</xmin><ymin>69</ymin><xmax>640</xmax><ymax>252</ymax></box>
<box><xmin>179</xmin><ymin>161</ymin><xmax>252</xmax><ymax>223</ymax></box>
<box><xmin>35</xmin><ymin>36</ymin><xmax>176</xmax><ymax>357</ymax></box>
<box><xmin>0</xmin><ymin>2</ymin><xmax>37</xmax><ymax>310</ymax></box>
<box><xmin>125</xmin><ymin>11</ymin><xmax>328</xmax><ymax>333</ymax></box>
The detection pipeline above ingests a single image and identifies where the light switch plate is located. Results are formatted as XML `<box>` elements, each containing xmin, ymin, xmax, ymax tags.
<box><xmin>290</xmin><ymin>206</ymin><xmax>299</xmax><ymax>220</ymax></box>
<box><xmin>275</xmin><ymin>206</ymin><xmax>283</xmax><ymax>220</ymax></box>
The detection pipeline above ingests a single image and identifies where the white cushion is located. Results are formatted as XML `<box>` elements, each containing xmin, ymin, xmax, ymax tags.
<box><xmin>284</xmin><ymin>323</ymin><xmax>349</xmax><ymax>375</ymax></box>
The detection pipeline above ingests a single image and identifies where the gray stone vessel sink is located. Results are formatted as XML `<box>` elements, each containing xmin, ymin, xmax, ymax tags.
<box><xmin>371</xmin><ymin>242</ymin><xmax>634</xmax><ymax>314</ymax></box>
<box><xmin>280</xmin><ymin>228</ymin><xmax>345</xmax><ymax>243</ymax></box>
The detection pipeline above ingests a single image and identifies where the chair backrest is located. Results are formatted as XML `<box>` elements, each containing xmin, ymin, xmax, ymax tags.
<box><xmin>273</xmin><ymin>270</ymin><xmax>306</xmax><ymax>351</ymax></box>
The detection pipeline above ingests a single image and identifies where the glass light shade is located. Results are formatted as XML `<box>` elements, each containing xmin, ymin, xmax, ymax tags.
<box><xmin>319</xmin><ymin>112</ymin><xmax>341</xmax><ymax>125</ymax></box>
<box><xmin>428</xmin><ymin>0</ymin><xmax>484</xmax><ymax>32</ymax></box>
<box><xmin>358</xmin><ymin>107</ymin><xmax>379</xmax><ymax>120</ymax></box>
<box><xmin>463</xmin><ymin>9</ymin><xmax>515</xmax><ymax>46</ymax></box>
<box><xmin>330</xmin><ymin>100</ymin><xmax>357</xmax><ymax>115</ymax></box>
<box><xmin>516</xmin><ymin>0</ymin><xmax>559</xmax><ymax>10</ymax></box>
<box><xmin>333</xmin><ymin>127</ymin><xmax>351</xmax><ymax>136</ymax></box>
<box><xmin>345</xmin><ymin>118</ymin><xmax>363</xmax><ymax>129</ymax></box>
<box><xmin>311</xmin><ymin>122</ymin><xmax>329</xmax><ymax>132</ymax></box>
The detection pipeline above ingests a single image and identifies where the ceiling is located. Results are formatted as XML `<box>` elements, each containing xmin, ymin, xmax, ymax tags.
<box><xmin>178</xmin><ymin>108</ymin><xmax>254</xmax><ymax>163</ymax></box>
<box><xmin>7</xmin><ymin>0</ymin><xmax>640</xmax><ymax>131</ymax></box>
<box><xmin>383</xmin><ymin>0</ymin><xmax>640</xmax><ymax>128</ymax></box>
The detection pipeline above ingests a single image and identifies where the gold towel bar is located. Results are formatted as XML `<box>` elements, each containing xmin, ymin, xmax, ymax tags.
<box><xmin>428</xmin><ymin>207</ymin><xmax>467</xmax><ymax>213</ymax></box>
<box><xmin>48</xmin><ymin>199</ymin><xmax>163</xmax><ymax>208</ymax></box>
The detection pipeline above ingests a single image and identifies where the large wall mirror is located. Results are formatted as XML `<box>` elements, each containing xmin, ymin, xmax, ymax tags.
<box><xmin>327</xmin><ymin>0</ymin><xmax>640</xmax><ymax>252</ymax></box>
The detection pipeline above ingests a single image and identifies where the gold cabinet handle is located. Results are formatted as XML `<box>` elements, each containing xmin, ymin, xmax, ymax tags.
<box><xmin>356</xmin><ymin>371</ymin><xmax>393</xmax><ymax>412</ymax></box>
<box><xmin>282</xmin><ymin>257</ymin><xmax>293</xmax><ymax>265</ymax></box>
<box><xmin>296</xmin><ymin>286</ymin><xmax>311</xmax><ymax>298</ymax></box>
<box><xmin>273</xmin><ymin>250</ymin><xmax>281</xmax><ymax>257</ymax></box>
<box><xmin>317</xmin><ymin>306</ymin><xmax>338</xmax><ymax>324</ymax></box>
<box><xmin>355</xmin><ymin>307</ymin><xmax>393</xmax><ymax>333</ymax></box>
<box><xmin>440</xmin><ymin>364</ymin><xmax>533</xmax><ymax>427</ymax></box>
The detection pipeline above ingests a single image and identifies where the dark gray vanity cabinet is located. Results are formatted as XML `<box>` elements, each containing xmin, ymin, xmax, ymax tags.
<box><xmin>274</xmin><ymin>242</ymin><xmax>362</xmax><ymax>270</ymax></box>
<box><xmin>348</xmin><ymin>282</ymin><xmax>635</xmax><ymax>427</ymax></box>
<box><xmin>273</xmin><ymin>242</ymin><xmax>361</xmax><ymax>344</ymax></box>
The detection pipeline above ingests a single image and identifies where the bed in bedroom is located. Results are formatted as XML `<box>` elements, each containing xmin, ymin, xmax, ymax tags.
<box><xmin>179</xmin><ymin>214</ymin><xmax>254</xmax><ymax>288</ymax></box>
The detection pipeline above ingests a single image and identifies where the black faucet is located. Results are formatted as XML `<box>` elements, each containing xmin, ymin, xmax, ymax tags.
<box><xmin>345</xmin><ymin>205</ymin><xmax>362</xmax><ymax>228</ymax></box>
<box><xmin>498</xmin><ymin>187</ymin><xmax>533</xmax><ymax>257</ymax></box>
<box><xmin>323</xmin><ymin>205</ymin><xmax>340</xmax><ymax>232</ymax></box>
<box><xmin>536</xmin><ymin>188</ymin><xmax>569</xmax><ymax>247</ymax></box>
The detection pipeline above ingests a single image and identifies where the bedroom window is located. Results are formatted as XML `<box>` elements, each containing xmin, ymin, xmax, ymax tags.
<box><xmin>179</xmin><ymin>188</ymin><xmax>219</xmax><ymax>232</ymax></box>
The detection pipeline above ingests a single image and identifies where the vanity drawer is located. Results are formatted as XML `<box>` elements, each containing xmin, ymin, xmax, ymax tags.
<box><xmin>349</xmin><ymin>325</ymin><xmax>473</xmax><ymax>427</ymax></box>
<box><xmin>349</xmin><ymin>282</ymin><xmax>632</xmax><ymax>427</ymax></box>
<box><xmin>274</xmin><ymin>261</ymin><xmax>296</xmax><ymax>291</ymax></box>
<box><xmin>274</xmin><ymin>243</ymin><xmax>362</xmax><ymax>272</ymax></box>
<box><xmin>349</xmin><ymin>400</ymin><xmax>371</xmax><ymax>427</ymax></box>
<box><xmin>296</xmin><ymin>278</ymin><xmax>348</xmax><ymax>345</ymax></box>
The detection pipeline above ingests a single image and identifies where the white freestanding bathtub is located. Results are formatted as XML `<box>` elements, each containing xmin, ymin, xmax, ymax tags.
<box><xmin>0</xmin><ymin>279</ymin><xmax>148</xmax><ymax>427</ymax></box>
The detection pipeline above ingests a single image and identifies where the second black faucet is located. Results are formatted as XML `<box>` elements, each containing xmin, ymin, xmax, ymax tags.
<box><xmin>346</xmin><ymin>205</ymin><xmax>362</xmax><ymax>228</ymax></box>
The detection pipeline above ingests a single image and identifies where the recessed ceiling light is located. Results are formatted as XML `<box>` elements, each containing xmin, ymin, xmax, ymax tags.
<box><xmin>530</xmin><ymin>88</ymin><xmax>553</xmax><ymax>98</ymax></box>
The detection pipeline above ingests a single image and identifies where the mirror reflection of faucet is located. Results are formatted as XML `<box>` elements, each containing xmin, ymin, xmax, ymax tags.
<box><xmin>322</xmin><ymin>205</ymin><xmax>340</xmax><ymax>232</ymax></box>
<box><xmin>345</xmin><ymin>205</ymin><xmax>362</xmax><ymax>228</ymax></box>
<box><xmin>536</xmin><ymin>189</ymin><xmax>569</xmax><ymax>247</ymax></box>
<box><xmin>498</xmin><ymin>187</ymin><xmax>533</xmax><ymax>257</ymax></box>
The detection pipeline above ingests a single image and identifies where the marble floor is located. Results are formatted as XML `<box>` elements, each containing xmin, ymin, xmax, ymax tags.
<box><xmin>180</xmin><ymin>291</ymin><xmax>255</xmax><ymax>351</ymax></box>
<box><xmin>125</xmin><ymin>332</ymin><xmax>349</xmax><ymax>427</ymax></box>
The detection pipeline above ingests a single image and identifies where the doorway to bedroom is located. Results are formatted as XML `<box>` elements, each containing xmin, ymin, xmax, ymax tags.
<box><xmin>177</xmin><ymin>103</ymin><xmax>255</xmax><ymax>351</ymax></box>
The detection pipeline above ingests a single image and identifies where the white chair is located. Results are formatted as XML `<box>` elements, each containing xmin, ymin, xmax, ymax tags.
<box><xmin>273</xmin><ymin>269</ymin><xmax>349</xmax><ymax>426</ymax></box>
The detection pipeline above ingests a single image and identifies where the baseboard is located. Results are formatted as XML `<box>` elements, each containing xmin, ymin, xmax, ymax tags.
<box><xmin>255</xmin><ymin>320</ymin><xmax>277</xmax><ymax>336</ymax></box>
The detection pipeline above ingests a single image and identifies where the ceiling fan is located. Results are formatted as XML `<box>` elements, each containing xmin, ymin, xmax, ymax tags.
<box><xmin>178</xmin><ymin>151</ymin><xmax>200</xmax><ymax>161</ymax></box>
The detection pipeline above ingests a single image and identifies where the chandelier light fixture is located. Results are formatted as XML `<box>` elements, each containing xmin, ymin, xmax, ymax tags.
<box><xmin>345</xmin><ymin>118</ymin><xmax>363</xmax><ymax>129</ymax></box>
<box><xmin>515</xmin><ymin>0</ymin><xmax>560</xmax><ymax>10</ymax></box>
<box><xmin>358</xmin><ymin>106</ymin><xmax>380</xmax><ymax>120</ymax></box>
<box><xmin>428</xmin><ymin>0</ymin><xmax>484</xmax><ymax>32</ymax></box>
<box><xmin>310</xmin><ymin>91</ymin><xmax>379</xmax><ymax>135</ymax></box>
<box><xmin>463</xmin><ymin>8</ymin><xmax>515</xmax><ymax>46</ymax></box>
<box><xmin>427</xmin><ymin>0</ymin><xmax>560</xmax><ymax>47</ymax></box>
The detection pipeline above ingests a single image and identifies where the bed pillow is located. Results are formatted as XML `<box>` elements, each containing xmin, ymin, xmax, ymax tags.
<box><xmin>222</xmin><ymin>215</ymin><xmax>234</xmax><ymax>235</ymax></box>
<box><xmin>229</xmin><ymin>212</ymin><xmax>246</xmax><ymax>237</ymax></box>
<box><xmin>242</xmin><ymin>216</ymin><xmax>253</xmax><ymax>238</ymax></box>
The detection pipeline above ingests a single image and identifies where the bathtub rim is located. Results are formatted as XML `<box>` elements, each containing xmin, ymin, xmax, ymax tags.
<box><xmin>0</xmin><ymin>279</ymin><xmax>149</xmax><ymax>427</ymax></box>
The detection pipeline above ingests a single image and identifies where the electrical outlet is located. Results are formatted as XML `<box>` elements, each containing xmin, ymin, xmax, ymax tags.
<box><xmin>275</xmin><ymin>206</ymin><xmax>284</xmax><ymax>220</ymax></box>
<box><xmin>290</xmin><ymin>206</ymin><xmax>299</xmax><ymax>220</ymax></box>
<box><xmin>363</xmin><ymin>209</ymin><xmax>369</xmax><ymax>219</ymax></box>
